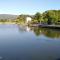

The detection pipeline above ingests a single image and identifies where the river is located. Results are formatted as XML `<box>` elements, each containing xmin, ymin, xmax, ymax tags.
<box><xmin>0</xmin><ymin>24</ymin><xmax>60</xmax><ymax>60</ymax></box>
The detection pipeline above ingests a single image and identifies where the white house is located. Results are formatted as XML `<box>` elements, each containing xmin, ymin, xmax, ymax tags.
<box><xmin>26</xmin><ymin>17</ymin><xmax>32</xmax><ymax>23</ymax></box>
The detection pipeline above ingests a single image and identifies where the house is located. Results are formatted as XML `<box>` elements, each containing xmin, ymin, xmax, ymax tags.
<box><xmin>26</xmin><ymin>17</ymin><xmax>32</xmax><ymax>23</ymax></box>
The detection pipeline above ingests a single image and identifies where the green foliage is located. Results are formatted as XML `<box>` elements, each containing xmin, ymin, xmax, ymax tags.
<box><xmin>42</xmin><ymin>10</ymin><xmax>60</xmax><ymax>24</ymax></box>
<box><xmin>33</xmin><ymin>12</ymin><xmax>42</xmax><ymax>23</ymax></box>
<box><xmin>16</xmin><ymin>14</ymin><xmax>26</xmax><ymax>24</ymax></box>
<box><xmin>16</xmin><ymin>14</ymin><xmax>32</xmax><ymax>25</ymax></box>
<box><xmin>32</xmin><ymin>10</ymin><xmax>60</xmax><ymax>25</ymax></box>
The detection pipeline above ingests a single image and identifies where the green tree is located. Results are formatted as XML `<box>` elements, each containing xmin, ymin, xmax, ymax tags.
<box><xmin>16</xmin><ymin>14</ymin><xmax>26</xmax><ymax>24</ymax></box>
<box><xmin>42</xmin><ymin>10</ymin><xmax>60</xmax><ymax>24</ymax></box>
<box><xmin>33</xmin><ymin>12</ymin><xmax>42</xmax><ymax>23</ymax></box>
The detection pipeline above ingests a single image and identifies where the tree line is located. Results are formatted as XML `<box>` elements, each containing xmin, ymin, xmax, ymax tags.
<box><xmin>17</xmin><ymin>10</ymin><xmax>60</xmax><ymax>25</ymax></box>
<box><xmin>32</xmin><ymin>10</ymin><xmax>60</xmax><ymax>25</ymax></box>
<box><xmin>0</xmin><ymin>10</ymin><xmax>60</xmax><ymax>25</ymax></box>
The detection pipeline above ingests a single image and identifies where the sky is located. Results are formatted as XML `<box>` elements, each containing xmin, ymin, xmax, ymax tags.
<box><xmin>0</xmin><ymin>0</ymin><xmax>60</xmax><ymax>15</ymax></box>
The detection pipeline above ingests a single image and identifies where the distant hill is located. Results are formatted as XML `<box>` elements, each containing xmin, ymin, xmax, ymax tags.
<box><xmin>0</xmin><ymin>14</ymin><xmax>18</xmax><ymax>20</ymax></box>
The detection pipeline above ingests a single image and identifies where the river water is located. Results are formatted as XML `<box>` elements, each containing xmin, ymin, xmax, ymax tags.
<box><xmin>0</xmin><ymin>24</ymin><xmax>60</xmax><ymax>60</ymax></box>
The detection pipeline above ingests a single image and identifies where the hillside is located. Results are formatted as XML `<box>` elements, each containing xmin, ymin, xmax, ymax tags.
<box><xmin>0</xmin><ymin>14</ymin><xmax>18</xmax><ymax>20</ymax></box>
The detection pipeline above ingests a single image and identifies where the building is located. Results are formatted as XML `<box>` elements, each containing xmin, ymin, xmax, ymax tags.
<box><xmin>26</xmin><ymin>17</ymin><xmax>32</xmax><ymax>23</ymax></box>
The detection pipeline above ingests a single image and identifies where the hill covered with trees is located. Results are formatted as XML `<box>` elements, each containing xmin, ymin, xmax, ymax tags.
<box><xmin>0</xmin><ymin>14</ymin><xmax>18</xmax><ymax>20</ymax></box>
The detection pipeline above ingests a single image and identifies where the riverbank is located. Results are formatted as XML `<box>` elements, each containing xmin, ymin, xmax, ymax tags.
<box><xmin>0</xmin><ymin>22</ymin><xmax>60</xmax><ymax>29</ymax></box>
<box><xmin>39</xmin><ymin>25</ymin><xmax>60</xmax><ymax>29</ymax></box>
<box><xmin>29</xmin><ymin>24</ymin><xmax>60</xmax><ymax>29</ymax></box>
<box><xmin>0</xmin><ymin>22</ymin><xmax>16</xmax><ymax>24</ymax></box>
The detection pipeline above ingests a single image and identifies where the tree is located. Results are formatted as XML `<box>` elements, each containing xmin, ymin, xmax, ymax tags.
<box><xmin>33</xmin><ymin>12</ymin><xmax>41</xmax><ymax>23</ymax></box>
<box><xmin>16</xmin><ymin>14</ymin><xmax>26</xmax><ymax>24</ymax></box>
<box><xmin>42</xmin><ymin>10</ymin><xmax>60</xmax><ymax>25</ymax></box>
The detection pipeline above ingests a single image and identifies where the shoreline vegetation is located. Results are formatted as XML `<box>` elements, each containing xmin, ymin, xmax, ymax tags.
<box><xmin>0</xmin><ymin>10</ymin><xmax>60</xmax><ymax>29</ymax></box>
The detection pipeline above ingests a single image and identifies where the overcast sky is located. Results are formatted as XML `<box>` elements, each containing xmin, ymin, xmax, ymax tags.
<box><xmin>0</xmin><ymin>0</ymin><xmax>60</xmax><ymax>15</ymax></box>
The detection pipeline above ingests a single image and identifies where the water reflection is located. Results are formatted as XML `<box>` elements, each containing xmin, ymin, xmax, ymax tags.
<box><xmin>18</xmin><ymin>25</ymin><xmax>31</xmax><ymax>32</ymax></box>
<box><xmin>18</xmin><ymin>25</ymin><xmax>60</xmax><ymax>39</ymax></box>
<box><xmin>30</xmin><ymin>27</ymin><xmax>60</xmax><ymax>39</ymax></box>
<box><xmin>0</xmin><ymin>24</ymin><xmax>60</xmax><ymax>60</ymax></box>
